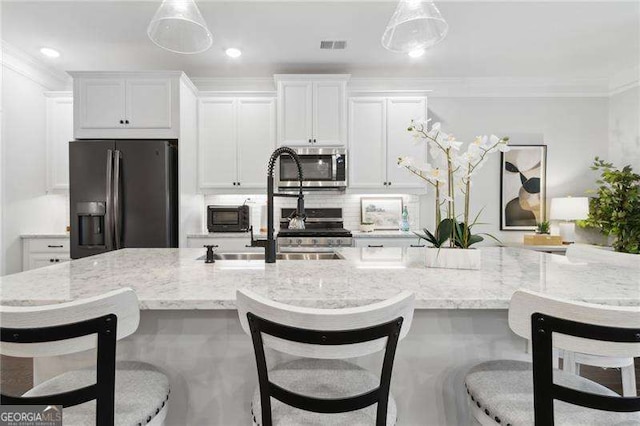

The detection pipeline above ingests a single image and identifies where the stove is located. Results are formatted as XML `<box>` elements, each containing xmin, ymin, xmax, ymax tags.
<box><xmin>278</xmin><ymin>208</ymin><xmax>353</xmax><ymax>249</ymax></box>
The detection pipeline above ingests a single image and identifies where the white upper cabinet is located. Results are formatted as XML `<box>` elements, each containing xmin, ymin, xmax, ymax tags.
<box><xmin>77</xmin><ymin>78</ymin><xmax>124</xmax><ymax>129</ymax></box>
<box><xmin>386</xmin><ymin>97</ymin><xmax>427</xmax><ymax>188</ymax></box>
<box><xmin>198</xmin><ymin>98</ymin><xmax>237</xmax><ymax>189</ymax></box>
<box><xmin>349</xmin><ymin>96</ymin><xmax>427</xmax><ymax>189</ymax></box>
<box><xmin>45</xmin><ymin>92</ymin><xmax>74</xmax><ymax>192</ymax></box>
<box><xmin>277</xmin><ymin>81</ymin><xmax>313</xmax><ymax>146</ymax></box>
<box><xmin>198</xmin><ymin>96</ymin><xmax>276</xmax><ymax>190</ymax></box>
<box><xmin>313</xmin><ymin>81</ymin><xmax>346</xmax><ymax>145</ymax></box>
<box><xmin>237</xmin><ymin>98</ymin><xmax>276</xmax><ymax>187</ymax></box>
<box><xmin>70</xmin><ymin>72</ymin><xmax>182</xmax><ymax>139</ymax></box>
<box><xmin>125</xmin><ymin>78</ymin><xmax>173</xmax><ymax>129</ymax></box>
<box><xmin>349</xmin><ymin>98</ymin><xmax>387</xmax><ymax>188</ymax></box>
<box><xmin>275</xmin><ymin>75</ymin><xmax>349</xmax><ymax>146</ymax></box>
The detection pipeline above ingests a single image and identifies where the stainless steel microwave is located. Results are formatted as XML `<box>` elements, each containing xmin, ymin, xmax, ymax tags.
<box><xmin>278</xmin><ymin>147</ymin><xmax>347</xmax><ymax>190</ymax></box>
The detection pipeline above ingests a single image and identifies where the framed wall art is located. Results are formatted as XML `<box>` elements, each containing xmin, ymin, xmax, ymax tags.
<box><xmin>361</xmin><ymin>197</ymin><xmax>403</xmax><ymax>230</ymax></box>
<box><xmin>500</xmin><ymin>145</ymin><xmax>547</xmax><ymax>230</ymax></box>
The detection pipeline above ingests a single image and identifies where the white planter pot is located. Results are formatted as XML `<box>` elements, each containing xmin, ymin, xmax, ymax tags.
<box><xmin>424</xmin><ymin>247</ymin><xmax>481</xmax><ymax>270</ymax></box>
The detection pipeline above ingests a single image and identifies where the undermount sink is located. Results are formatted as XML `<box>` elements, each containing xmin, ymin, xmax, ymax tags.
<box><xmin>198</xmin><ymin>252</ymin><xmax>344</xmax><ymax>261</ymax></box>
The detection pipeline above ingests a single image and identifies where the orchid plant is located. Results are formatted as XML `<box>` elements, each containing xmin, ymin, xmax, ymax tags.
<box><xmin>398</xmin><ymin>121</ymin><xmax>509</xmax><ymax>249</ymax></box>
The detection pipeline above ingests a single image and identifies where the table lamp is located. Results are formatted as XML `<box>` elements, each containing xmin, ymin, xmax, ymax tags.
<box><xmin>550</xmin><ymin>197</ymin><xmax>589</xmax><ymax>244</ymax></box>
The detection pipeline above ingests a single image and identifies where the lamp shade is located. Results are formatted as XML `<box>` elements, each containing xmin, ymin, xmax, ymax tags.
<box><xmin>147</xmin><ymin>0</ymin><xmax>213</xmax><ymax>54</ymax></box>
<box><xmin>550</xmin><ymin>197</ymin><xmax>589</xmax><ymax>221</ymax></box>
<box><xmin>381</xmin><ymin>0</ymin><xmax>449</xmax><ymax>53</ymax></box>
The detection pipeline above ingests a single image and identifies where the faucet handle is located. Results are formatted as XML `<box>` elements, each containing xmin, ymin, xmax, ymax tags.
<box><xmin>204</xmin><ymin>244</ymin><xmax>218</xmax><ymax>264</ymax></box>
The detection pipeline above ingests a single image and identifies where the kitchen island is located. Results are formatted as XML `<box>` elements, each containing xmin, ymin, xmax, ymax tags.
<box><xmin>1</xmin><ymin>247</ymin><xmax>638</xmax><ymax>425</ymax></box>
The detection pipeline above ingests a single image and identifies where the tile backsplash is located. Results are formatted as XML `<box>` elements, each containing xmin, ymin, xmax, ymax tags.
<box><xmin>203</xmin><ymin>193</ymin><xmax>420</xmax><ymax>232</ymax></box>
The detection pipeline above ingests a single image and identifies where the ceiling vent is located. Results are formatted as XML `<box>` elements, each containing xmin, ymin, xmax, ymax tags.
<box><xmin>320</xmin><ymin>41</ymin><xmax>347</xmax><ymax>50</ymax></box>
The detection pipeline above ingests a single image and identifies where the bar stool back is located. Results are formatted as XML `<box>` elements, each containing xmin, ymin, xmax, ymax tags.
<box><xmin>1</xmin><ymin>288</ymin><xmax>169</xmax><ymax>426</ymax></box>
<box><xmin>237</xmin><ymin>289</ymin><xmax>415</xmax><ymax>426</ymax></box>
<box><xmin>511</xmin><ymin>290</ymin><xmax>640</xmax><ymax>423</ymax></box>
<box><xmin>465</xmin><ymin>289</ymin><xmax>640</xmax><ymax>426</ymax></box>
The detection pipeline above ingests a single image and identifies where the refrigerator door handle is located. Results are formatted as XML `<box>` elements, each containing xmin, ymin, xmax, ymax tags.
<box><xmin>105</xmin><ymin>149</ymin><xmax>114</xmax><ymax>251</ymax></box>
<box><xmin>113</xmin><ymin>150</ymin><xmax>123</xmax><ymax>249</ymax></box>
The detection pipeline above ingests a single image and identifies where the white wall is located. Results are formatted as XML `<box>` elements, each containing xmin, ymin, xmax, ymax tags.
<box><xmin>424</xmin><ymin>96</ymin><xmax>610</xmax><ymax>244</ymax></box>
<box><xmin>1</xmin><ymin>66</ymin><xmax>69</xmax><ymax>274</ymax></box>
<box><xmin>609</xmin><ymin>86</ymin><xmax>640</xmax><ymax>171</ymax></box>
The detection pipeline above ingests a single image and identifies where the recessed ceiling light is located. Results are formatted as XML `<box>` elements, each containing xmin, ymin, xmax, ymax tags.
<box><xmin>40</xmin><ymin>47</ymin><xmax>60</xmax><ymax>58</ymax></box>
<box><xmin>225</xmin><ymin>48</ymin><xmax>242</xmax><ymax>58</ymax></box>
<box><xmin>408</xmin><ymin>48</ymin><xmax>425</xmax><ymax>58</ymax></box>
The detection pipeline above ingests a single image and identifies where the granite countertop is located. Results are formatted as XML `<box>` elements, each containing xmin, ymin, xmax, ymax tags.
<box><xmin>21</xmin><ymin>234</ymin><xmax>70</xmax><ymax>239</ymax></box>
<box><xmin>1</xmin><ymin>247</ymin><xmax>638</xmax><ymax>311</ymax></box>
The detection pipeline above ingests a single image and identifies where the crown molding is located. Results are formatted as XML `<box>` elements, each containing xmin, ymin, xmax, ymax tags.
<box><xmin>191</xmin><ymin>75</ymin><xmax>610</xmax><ymax>97</ymax></box>
<box><xmin>190</xmin><ymin>77</ymin><xmax>275</xmax><ymax>92</ymax></box>
<box><xmin>0</xmin><ymin>41</ymin><xmax>70</xmax><ymax>90</ymax></box>
<box><xmin>349</xmin><ymin>77</ymin><xmax>610</xmax><ymax>98</ymax></box>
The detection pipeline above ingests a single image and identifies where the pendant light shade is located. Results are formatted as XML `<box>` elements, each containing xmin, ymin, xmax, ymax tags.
<box><xmin>147</xmin><ymin>0</ymin><xmax>213</xmax><ymax>54</ymax></box>
<box><xmin>382</xmin><ymin>0</ymin><xmax>448</xmax><ymax>53</ymax></box>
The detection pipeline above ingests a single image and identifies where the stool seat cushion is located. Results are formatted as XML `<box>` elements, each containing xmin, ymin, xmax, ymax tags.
<box><xmin>251</xmin><ymin>358</ymin><xmax>397</xmax><ymax>426</ymax></box>
<box><xmin>465</xmin><ymin>360</ymin><xmax>640</xmax><ymax>425</ymax></box>
<box><xmin>23</xmin><ymin>361</ymin><xmax>169</xmax><ymax>426</ymax></box>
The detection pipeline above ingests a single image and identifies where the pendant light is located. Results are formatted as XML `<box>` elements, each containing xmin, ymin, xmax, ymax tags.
<box><xmin>382</xmin><ymin>0</ymin><xmax>449</xmax><ymax>54</ymax></box>
<box><xmin>147</xmin><ymin>0</ymin><xmax>213</xmax><ymax>54</ymax></box>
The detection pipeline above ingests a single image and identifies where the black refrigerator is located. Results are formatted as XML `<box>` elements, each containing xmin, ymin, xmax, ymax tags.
<box><xmin>69</xmin><ymin>140</ymin><xmax>178</xmax><ymax>259</ymax></box>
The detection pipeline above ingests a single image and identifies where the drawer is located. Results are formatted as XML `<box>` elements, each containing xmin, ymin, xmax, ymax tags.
<box><xmin>27</xmin><ymin>253</ymin><xmax>70</xmax><ymax>271</ymax></box>
<box><xmin>354</xmin><ymin>237</ymin><xmax>423</xmax><ymax>248</ymax></box>
<box><xmin>28</xmin><ymin>238</ymin><xmax>70</xmax><ymax>253</ymax></box>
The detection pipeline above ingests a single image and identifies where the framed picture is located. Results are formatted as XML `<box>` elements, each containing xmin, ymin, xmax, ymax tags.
<box><xmin>500</xmin><ymin>145</ymin><xmax>547</xmax><ymax>230</ymax></box>
<box><xmin>361</xmin><ymin>197</ymin><xmax>403</xmax><ymax>230</ymax></box>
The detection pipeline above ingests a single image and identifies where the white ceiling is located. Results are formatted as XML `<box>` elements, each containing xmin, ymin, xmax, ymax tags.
<box><xmin>2</xmin><ymin>1</ymin><xmax>639</xmax><ymax>79</ymax></box>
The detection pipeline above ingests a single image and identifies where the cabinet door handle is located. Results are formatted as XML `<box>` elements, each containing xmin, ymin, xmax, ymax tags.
<box><xmin>125</xmin><ymin>119</ymin><xmax>129</xmax><ymax>124</ymax></box>
<box><xmin>410</xmin><ymin>244</ymin><xmax>426</xmax><ymax>248</ymax></box>
<box><xmin>54</xmin><ymin>259</ymin><xmax>60</xmax><ymax>262</ymax></box>
<box><xmin>368</xmin><ymin>244</ymin><xmax>384</xmax><ymax>248</ymax></box>
<box><xmin>47</xmin><ymin>245</ymin><xmax>63</xmax><ymax>248</ymax></box>
<box><xmin>49</xmin><ymin>259</ymin><xmax>54</xmax><ymax>262</ymax></box>
<box><xmin>388</xmin><ymin>182</ymin><xmax>391</xmax><ymax>186</ymax></box>
<box><xmin>308</xmin><ymin>139</ymin><xmax>312</xmax><ymax>144</ymax></box>
<box><xmin>383</xmin><ymin>182</ymin><xmax>387</xmax><ymax>186</ymax></box>
<box><xmin>313</xmin><ymin>139</ymin><xmax>316</xmax><ymax>144</ymax></box>
<box><xmin>233</xmin><ymin>182</ymin><xmax>236</xmax><ymax>186</ymax></box>
<box><xmin>119</xmin><ymin>120</ymin><xmax>124</xmax><ymax>124</ymax></box>
<box><xmin>237</xmin><ymin>182</ymin><xmax>241</xmax><ymax>186</ymax></box>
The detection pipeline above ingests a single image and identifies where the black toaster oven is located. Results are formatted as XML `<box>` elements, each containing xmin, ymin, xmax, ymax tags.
<box><xmin>207</xmin><ymin>205</ymin><xmax>251</xmax><ymax>232</ymax></box>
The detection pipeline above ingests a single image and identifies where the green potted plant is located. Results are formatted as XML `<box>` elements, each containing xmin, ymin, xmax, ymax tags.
<box><xmin>536</xmin><ymin>221</ymin><xmax>551</xmax><ymax>235</ymax></box>
<box><xmin>398</xmin><ymin>121</ymin><xmax>508</xmax><ymax>269</ymax></box>
<box><xmin>581</xmin><ymin>158</ymin><xmax>640</xmax><ymax>254</ymax></box>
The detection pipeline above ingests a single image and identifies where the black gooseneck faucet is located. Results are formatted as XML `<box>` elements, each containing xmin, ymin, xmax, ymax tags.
<box><xmin>250</xmin><ymin>147</ymin><xmax>305</xmax><ymax>263</ymax></box>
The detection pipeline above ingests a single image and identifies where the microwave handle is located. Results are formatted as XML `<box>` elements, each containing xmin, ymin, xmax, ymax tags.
<box><xmin>332</xmin><ymin>155</ymin><xmax>337</xmax><ymax>181</ymax></box>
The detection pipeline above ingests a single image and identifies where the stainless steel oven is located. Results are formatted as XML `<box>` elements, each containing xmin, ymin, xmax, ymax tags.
<box><xmin>278</xmin><ymin>147</ymin><xmax>347</xmax><ymax>190</ymax></box>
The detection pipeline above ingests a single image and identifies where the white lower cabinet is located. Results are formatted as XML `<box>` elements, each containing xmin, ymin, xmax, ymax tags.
<box><xmin>354</xmin><ymin>237</ymin><xmax>424</xmax><ymax>248</ymax></box>
<box><xmin>198</xmin><ymin>97</ymin><xmax>275</xmax><ymax>190</ymax></box>
<box><xmin>22</xmin><ymin>237</ymin><xmax>70</xmax><ymax>271</ymax></box>
<box><xmin>187</xmin><ymin>236</ymin><xmax>263</xmax><ymax>252</ymax></box>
